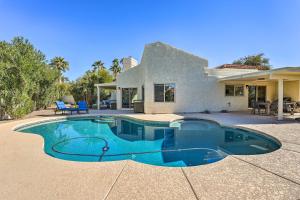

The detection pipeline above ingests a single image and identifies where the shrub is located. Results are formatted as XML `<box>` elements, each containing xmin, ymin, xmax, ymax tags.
<box><xmin>0</xmin><ymin>37</ymin><xmax>59</xmax><ymax>118</ymax></box>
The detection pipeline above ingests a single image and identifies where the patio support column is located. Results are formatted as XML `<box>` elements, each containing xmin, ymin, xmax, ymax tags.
<box><xmin>97</xmin><ymin>86</ymin><xmax>100</xmax><ymax>110</ymax></box>
<box><xmin>278</xmin><ymin>79</ymin><xmax>284</xmax><ymax>120</ymax></box>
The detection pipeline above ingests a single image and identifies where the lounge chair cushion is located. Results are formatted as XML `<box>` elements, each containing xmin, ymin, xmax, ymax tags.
<box><xmin>77</xmin><ymin>101</ymin><xmax>88</xmax><ymax>111</ymax></box>
<box><xmin>55</xmin><ymin>101</ymin><xmax>67</xmax><ymax>110</ymax></box>
<box><xmin>56</xmin><ymin>101</ymin><xmax>78</xmax><ymax>111</ymax></box>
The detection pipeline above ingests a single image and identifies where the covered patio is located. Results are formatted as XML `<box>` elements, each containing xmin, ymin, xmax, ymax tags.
<box><xmin>219</xmin><ymin>67</ymin><xmax>300</xmax><ymax>120</ymax></box>
<box><xmin>94</xmin><ymin>82</ymin><xmax>117</xmax><ymax>110</ymax></box>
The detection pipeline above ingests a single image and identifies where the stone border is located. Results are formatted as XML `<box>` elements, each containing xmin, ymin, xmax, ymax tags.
<box><xmin>13</xmin><ymin>114</ymin><xmax>283</xmax><ymax>167</ymax></box>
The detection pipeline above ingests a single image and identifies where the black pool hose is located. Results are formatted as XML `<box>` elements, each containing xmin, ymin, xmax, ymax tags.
<box><xmin>52</xmin><ymin>137</ymin><xmax>226</xmax><ymax>162</ymax></box>
<box><xmin>51</xmin><ymin>136</ymin><xmax>109</xmax><ymax>161</ymax></box>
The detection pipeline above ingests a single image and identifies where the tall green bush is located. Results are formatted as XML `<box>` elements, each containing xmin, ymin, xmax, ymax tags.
<box><xmin>0</xmin><ymin>37</ymin><xmax>60</xmax><ymax>119</ymax></box>
<box><xmin>70</xmin><ymin>68</ymin><xmax>113</xmax><ymax>105</ymax></box>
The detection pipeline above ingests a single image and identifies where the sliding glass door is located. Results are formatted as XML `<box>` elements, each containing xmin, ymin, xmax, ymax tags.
<box><xmin>257</xmin><ymin>86</ymin><xmax>267</xmax><ymax>102</ymax></box>
<box><xmin>248</xmin><ymin>86</ymin><xmax>257</xmax><ymax>107</ymax></box>
<box><xmin>248</xmin><ymin>86</ymin><xmax>266</xmax><ymax>107</ymax></box>
<box><xmin>122</xmin><ymin>88</ymin><xmax>137</xmax><ymax>108</ymax></box>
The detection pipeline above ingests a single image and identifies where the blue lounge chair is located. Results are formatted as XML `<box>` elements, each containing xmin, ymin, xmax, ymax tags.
<box><xmin>77</xmin><ymin>101</ymin><xmax>89</xmax><ymax>114</ymax></box>
<box><xmin>55</xmin><ymin>101</ymin><xmax>78</xmax><ymax>115</ymax></box>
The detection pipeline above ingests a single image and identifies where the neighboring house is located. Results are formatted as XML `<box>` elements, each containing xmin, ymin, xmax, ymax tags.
<box><xmin>95</xmin><ymin>42</ymin><xmax>300</xmax><ymax>120</ymax></box>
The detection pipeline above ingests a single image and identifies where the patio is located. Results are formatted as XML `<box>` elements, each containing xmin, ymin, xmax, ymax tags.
<box><xmin>95</xmin><ymin>82</ymin><xmax>117</xmax><ymax>110</ymax></box>
<box><xmin>220</xmin><ymin>67</ymin><xmax>300</xmax><ymax>120</ymax></box>
<box><xmin>0</xmin><ymin>110</ymin><xmax>299</xmax><ymax>199</ymax></box>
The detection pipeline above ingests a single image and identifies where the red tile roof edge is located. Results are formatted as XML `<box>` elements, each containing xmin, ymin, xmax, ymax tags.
<box><xmin>216</xmin><ymin>64</ymin><xmax>270</xmax><ymax>70</ymax></box>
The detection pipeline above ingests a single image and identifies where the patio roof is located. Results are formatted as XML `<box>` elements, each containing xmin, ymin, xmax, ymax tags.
<box><xmin>94</xmin><ymin>82</ymin><xmax>117</xmax><ymax>90</ymax></box>
<box><xmin>94</xmin><ymin>82</ymin><xmax>117</xmax><ymax>110</ymax></box>
<box><xmin>219</xmin><ymin>67</ymin><xmax>300</xmax><ymax>82</ymax></box>
<box><xmin>218</xmin><ymin>66</ymin><xmax>300</xmax><ymax>120</ymax></box>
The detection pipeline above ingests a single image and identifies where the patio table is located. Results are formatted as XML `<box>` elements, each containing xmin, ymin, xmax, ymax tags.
<box><xmin>257</xmin><ymin>102</ymin><xmax>271</xmax><ymax>115</ymax></box>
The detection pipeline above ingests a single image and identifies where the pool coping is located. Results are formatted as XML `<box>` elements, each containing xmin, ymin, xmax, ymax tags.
<box><xmin>1</xmin><ymin>113</ymin><xmax>299</xmax><ymax>199</ymax></box>
<box><xmin>14</xmin><ymin>114</ymin><xmax>283</xmax><ymax>150</ymax></box>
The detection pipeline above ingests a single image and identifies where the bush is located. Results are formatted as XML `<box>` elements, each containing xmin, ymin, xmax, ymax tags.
<box><xmin>69</xmin><ymin>69</ymin><xmax>113</xmax><ymax>105</ymax></box>
<box><xmin>0</xmin><ymin>37</ymin><xmax>60</xmax><ymax>118</ymax></box>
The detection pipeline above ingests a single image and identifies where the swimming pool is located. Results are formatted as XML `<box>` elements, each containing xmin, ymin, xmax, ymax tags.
<box><xmin>17</xmin><ymin>116</ymin><xmax>281</xmax><ymax>167</ymax></box>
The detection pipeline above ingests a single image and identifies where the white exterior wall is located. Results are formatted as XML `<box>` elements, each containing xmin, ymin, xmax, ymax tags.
<box><xmin>109</xmin><ymin>91</ymin><xmax>117</xmax><ymax>101</ymax></box>
<box><xmin>139</xmin><ymin>42</ymin><xmax>262</xmax><ymax>113</ymax></box>
<box><xmin>116</xmin><ymin>64</ymin><xmax>144</xmax><ymax>109</ymax></box>
<box><xmin>114</xmin><ymin>42</ymin><xmax>280</xmax><ymax>113</ymax></box>
<box><xmin>141</xmin><ymin>42</ymin><xmax>208</xmax><ymax>113</ymax></box>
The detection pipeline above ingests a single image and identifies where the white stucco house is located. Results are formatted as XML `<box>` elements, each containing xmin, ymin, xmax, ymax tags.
<box><xmin>95</xmin><ymin>42</ymin><xmax>300</xmax><ymax>120</ymax></box>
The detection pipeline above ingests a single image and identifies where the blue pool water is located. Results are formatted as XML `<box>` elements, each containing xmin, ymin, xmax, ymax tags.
<box><xmin>17</xmin><ymin>116</ymin><xmax>281</xmax><ymax>167</ymax></box>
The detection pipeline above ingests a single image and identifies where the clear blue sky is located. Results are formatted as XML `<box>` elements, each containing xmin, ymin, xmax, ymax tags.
<box><xmin>1</xmin><ymin>0</ymin><xmax>299</xmax><ymax>80</ymax></box>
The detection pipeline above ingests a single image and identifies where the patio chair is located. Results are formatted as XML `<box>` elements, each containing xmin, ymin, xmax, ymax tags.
<box><xmin>295</xmin><ymin>102</ymin><xmax>300</xmax><ymax>113</ymax></box>
<box><xmin>270</xmin><ymin>100</ymin><xmax>278</xmax><ymax>115</ymax></box>
<box><xmin>270</xmin><ymin>98</ymin><xmax>296</xmax><ymax>115</ymax></box>
<box><xmin>250</xmin><ymin>100</ymin><xmax>259</xmax><ymax>114</ymax></box>
<box><xmin>55</xmin><ymin>101</ymin><xmax>78</xmax><ymax>115</ymax></box>
<box><xmin>77</xmin><ymin>101</ymin><xmax>89</xmax><ymax>114</ymax></box>
<box><xmin>258</xmin><ymin>101</ymin><xmax>271</xmax><ymax>115</ymax></box>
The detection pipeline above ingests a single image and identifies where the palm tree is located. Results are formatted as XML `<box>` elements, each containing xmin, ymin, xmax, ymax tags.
<box><xmin>233</xmin><ymin>53</ymin><xmax>271</xmax><ymax>69</ymax></box>
<box><xmin>92</xmin><ymin>60</ymin><xmax>105</xmax><ymax>72</ymax></box>
<box><xmin>50</xmin><ymin>56</ymin><xmax>69</xmax><ymax>83</ymax></box>
<box><xmin>109</xmin><ymin>58</ymin><xmax>121</xmax><ymax>80</ymax></box>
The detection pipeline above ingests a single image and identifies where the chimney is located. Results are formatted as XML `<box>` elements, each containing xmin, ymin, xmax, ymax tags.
<box><xmin>121</xmin><ymin>56</ymin><xmax>138</xmax><ymax>71</ymax></box>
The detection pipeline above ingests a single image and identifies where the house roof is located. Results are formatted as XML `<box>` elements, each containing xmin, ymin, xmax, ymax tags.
<box><xmin>216</xmin><ymin>64</ymin><xmax>270</xmax><ymax>70</ymax></box>
<box><xmin>219</xmin><ymin>67</ymin><xmax>300</xmax><ymax>81</ymax></box>
<box><xmin>94</xmin><ymin>82</ymin><xmax>117</xmax><ymax>89</ymax></box>
<box><xmin>145</xmin><ymin>41</ymin><xmax>208</xmax><ymax>64</ymax></box>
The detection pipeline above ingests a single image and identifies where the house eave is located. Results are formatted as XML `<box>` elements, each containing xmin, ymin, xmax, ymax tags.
<box><xmin>218</xmin><ymin>67</ymin><xmax>300</xmax><ymax>82</ymax></box>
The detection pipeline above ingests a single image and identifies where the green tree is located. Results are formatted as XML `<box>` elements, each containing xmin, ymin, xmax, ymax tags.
<box><xmin>109</xmin><ymin>58</ymin><xmax>121</xmax><ymax>80</ymax></box>
<box><xmin>233</xmin><ymin>53</ymin><xmax>271</xmax><ymax>69</ymax></box>
<box><xmin>50</xmin><ymin>56</ymin><xmax>69</xmax><ymax>83</ymax></box>
<box><xmin>56</xmin><ymin>82</ymin><xmax>71</xmax><ymax>100</ymax></box>
<box><xmin>0</xmin><ymin>37</ymin><xmax>60</xmax><ymax>119</ymax></box>
<box><xmin>92</xmin><ymin>60</ymin><xmax>105</xmax><ymax>72</ymax></box>
<box><xmin>69</xmin><ymin>68</ymin><xmax>113</xmax><ymax>106</ymax></box>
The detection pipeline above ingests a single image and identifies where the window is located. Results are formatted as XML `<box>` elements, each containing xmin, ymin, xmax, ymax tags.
<box><xmin>225</xmin><ymin>85</ymin><xmax>234</xmax><ymax>96</ymax></box>
<box><xmin>225</xmin><ymin>85</ymin><xmax>244</xmax><ymax>96</ymax></box>
<box><xmin>122</xmin><ymin>88</ymin><xmax>137</xmax><ymax>108</ymax></box>
<box><xmin>154</xmin><ymin>83</ymin><xmax>175</xmax><ymax>102</ymax></box>
<box><xmin>165</xmin><ymin>83</ymin><xmax>175</xmax><ymax>102</ymax></box>
<box><xmin>154</xmin><ymin>84</ymin><xmax>165</xmax><ymax>102</ymax></box>
<box><xmin>234</xmin><ymin>85</ymin><xmax>244</xmax><ymax>96</ymax></box>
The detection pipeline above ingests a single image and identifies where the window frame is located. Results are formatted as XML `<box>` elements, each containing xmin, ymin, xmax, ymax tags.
<box><xmin>154</xmin><ymin>83</ymin><xmax>176</xmax><ymax>103</ymax></box>
<box><xmin>225</xmin><ymin>84</ymin><xmax>244</xmax><ymax>97</ymax></box>
<box><xmin>234</xmin><ymin>85</ymin><xmax>244</xmax><ymax>96</ymax></box>
<box><xmin>225</xmin><ymin>85</ymin><xmax>235</xmax><ymax>96</ymax></box>
<box><xmin>154</xmin><ymin>84</ymin><xmax>165</xmax><ymax>102</ymax></box>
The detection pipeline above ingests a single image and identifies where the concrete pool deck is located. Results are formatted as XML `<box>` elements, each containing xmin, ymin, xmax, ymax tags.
<box><xmin>0</xmin><ymin>110</ymin><xmax>299</xmax><ymax>199</ymax></box>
